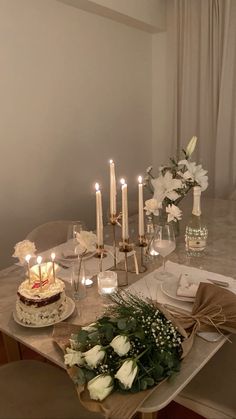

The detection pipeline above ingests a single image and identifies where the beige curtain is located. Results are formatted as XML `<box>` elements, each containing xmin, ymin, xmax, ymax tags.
<box><xmin>166</xmin><ymin>0</ymin><xmax>236</xmax><ymax>198</ymax></box>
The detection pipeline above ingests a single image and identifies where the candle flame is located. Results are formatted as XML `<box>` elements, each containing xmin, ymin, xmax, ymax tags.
<box><xmin>120</xmin><ymin>178</ymin><xmax>126</xmax><ymax>185</ymax></box>
<box><xmin>138</xmin><ymin>175</ymin><xmax>143</xmax><ymax>184</ymax></box>
<box><xmin>37</xmin><ymin>256</ymin><xmax>42</xmax><ymax>265</ymax></box>
<box><xmin>95</xmin><ymin>182</ymin><xmax>100</xmax><ymax>191</ymax></box>
<box><xmin>25</xmin><ymin>254</ymin><xmax>31</xmax><ymax>263</ymax></box>
<box><xmin>51</xmin><ymin>252</ymin><xmax>56</xmax><ymax>261</ymax></box>
<box><xmin>109</xmin><ymin>159</ymin><xmax>113</xmax><ymax>164</ymax></box>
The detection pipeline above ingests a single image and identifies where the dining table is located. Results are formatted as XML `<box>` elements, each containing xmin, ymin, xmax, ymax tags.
<box><xmin>0</xmin><ymin>196</ymin><xmax>236</xmax><ymax>419</ymax></box>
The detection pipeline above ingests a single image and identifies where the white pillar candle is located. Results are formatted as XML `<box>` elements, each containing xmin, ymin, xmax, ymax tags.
<box><xmin>138</xmin><ymin>176</ymin><xmax>144</xmax><ymax>236</ymax></box>
<box><xmin>36</xmin><ymin>256</ymin><xmax>43</xmax><ymax>291</ymax></box>
<box><xmin>51</xmin><ymin>252</ymin><xmax>56</xmax><ymax>282</ymax></box>
<box><xmin>109</xmin><ymin>159</ymin><xmax>117</xmax><ymax>216</ymax></box>
<box><xmin>95</xmin><ymin>183</ymin><xmax>104</xmax><ymax>246</ymax></box>
<box><xmin>25</xmin><ymin>254</ymin><xmax>31</xmax><ymax>284</ymax></box>
<box><xmin>120</xmin><ymin>178</ymin><xmax>129</xmax><ymax>241</ymax></box>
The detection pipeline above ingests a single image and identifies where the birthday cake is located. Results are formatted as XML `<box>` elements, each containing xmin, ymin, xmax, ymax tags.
<box><xmin>15</xmin><ymin>262</ymin><xmax>67</xmax><ymax>326</ymax></box>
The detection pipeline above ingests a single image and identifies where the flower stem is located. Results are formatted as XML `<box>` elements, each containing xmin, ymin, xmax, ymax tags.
<box><xmin>135</xmin><ymin>347</ymin><xmax>149</xmax><ymax>361</ymax></box>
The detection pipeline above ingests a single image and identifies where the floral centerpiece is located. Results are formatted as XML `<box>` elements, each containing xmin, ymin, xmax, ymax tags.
<box><xmin>64</xmin><ymin>292</ymin><xmax>185</xmax><ymax>403</ymax></box>
<box><xmin>144</xmin><ymin>136</ymin><xmax>208</xmax><ymax>225</ymax></box>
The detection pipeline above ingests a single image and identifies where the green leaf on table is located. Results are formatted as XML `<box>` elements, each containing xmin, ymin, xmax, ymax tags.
<box><xmin>117</xmin><ymin>319</ymin><xmax>127</xmax><ymax>330</ymax></box>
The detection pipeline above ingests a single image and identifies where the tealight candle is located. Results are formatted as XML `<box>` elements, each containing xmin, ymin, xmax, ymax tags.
<box><xmin>51</xmin><ymin>252</ymin><xmax>56</xmax><ymax>282</ymax></box>
<box><xmin>109</xmin><ymin>159</ymin><xmax>117</xmax><ymax>216</ymax></box>
<box><xmin>36</xmin><ymin>256</ymin><xmax>42</xmax><ymax>291</ymax></box>
<box><xmin>25</xmin><ymin>254</ymin><xmax>31</xmax><ymax>284</ymax></box>
<box><xmin>95</xmin><ymin>183</ymin><xmax>104</xmax><ymax>247</ymax></box>
<box><xmin>138</xmin><ymin>176</ymin><xmax>144</xmax><ymax>237</ymax></box>
<box><xmin>120</xmin><ymin>178</ymin><xmax>129</xmax><ymax>241</ymax></box>
<box><xmin>97</xmin><ymin>271</ymin><xmax>118</xmax><ymax>296</ymax></box>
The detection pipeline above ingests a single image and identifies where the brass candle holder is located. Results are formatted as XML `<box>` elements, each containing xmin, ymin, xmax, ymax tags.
<box><xmin>94</xmin><ymin>244</ymin><xmax>107</xmax><ymax>272</ymax></box>
<box><xmin>138</xmin><ymin>235</ymin><xmax>148</xmax><ymax>273</ymax></box>
<box><xmin>109</xmin><ymin>213</ymin><xmax>121</xmax><ymax>270</ymax></box>
<box><xmin>118</xmin><ymin>239</ymin><xmax>134</xmax><ymax>286</ymax></box>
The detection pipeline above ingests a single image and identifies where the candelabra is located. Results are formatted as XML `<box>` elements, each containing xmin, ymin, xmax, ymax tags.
<box><xmin>119</xmin><ymin>239</ymin><xmax>134</xmax><ymax>286</ymax></box>
<box><xmin>95</xmin><ymin>244</ymin><xmax>107</xmax><ymax>272</ymax></box>
<box><xmin>138</xmin><ymin>235</ymin><xmax>148</xmax><ymax>273</ymax></box>
<box><xmin>109</xmin><ymin>213</ymin><xmax>121</xmax><ymax>270</ymax></box>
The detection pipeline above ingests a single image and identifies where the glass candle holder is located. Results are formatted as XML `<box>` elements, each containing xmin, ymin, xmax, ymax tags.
<box><xmin>97</xmin><ymin>271</ymin><xmax>118</xmax><ymax>296</ymax></box>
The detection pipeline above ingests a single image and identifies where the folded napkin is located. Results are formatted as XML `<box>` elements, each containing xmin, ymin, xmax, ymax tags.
<box><xmin>176</xmin><ymin>274</ymin><xmax>200</xmax><ymax>298</ymax></box>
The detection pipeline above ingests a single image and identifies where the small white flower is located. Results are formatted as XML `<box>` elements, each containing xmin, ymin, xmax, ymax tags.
<box><xmin>12</xmin><ymin>240</ymin><xmax>37</xmax><ymax>264</ymax></box>
<box><xmin>110</xmin><ymin>335</ymin><xmax>131</xmax><ymax>356</ymax></box>
<box><xmin>152</xmin><ymin>172</ymin><xmax>182</xmax><ymax>203</ymax></box>
<box><xmin>83</xmin><ymin>345</ymin><xmax>105</xmax><ymax>368</ymax></box>
<box><xmin>81</xmin><ymin>323</ymin><xmax>97</xmax><ymax>333</ymax></box>
<box><xmin>115</xmin><ymin>359</ymin><xmax>138</xmax><ymax>389</ymax></box>
<box><xmin>144</xmin><ymin>198</ymin><xmax>160</xmax><ymax>216</ymax></box>
<box><xmin>87</xmin><ymin>374</ymin><xmax>113</xmax><ymax>401</ymax></box>
<box><xmin>76</xmin><ymin>230</ymin><xmax>97</xmax><ymax>254</ymax></box>
<box><xmin>185</xmin><ymin>136</ymin><xmax>197</xmax><ymax>158</ymax></box>
<box><xmin>178</xmin><ymin>160</ymin><xmax>208</xmax><ymax>191</ymax></box>
<box><xmin>166</xmin><ymin>204</ymin><xmax>182</xmax><ymax>223</ymax></box>
<box><xmin>64</xmin><ymin>348</ymin><xmax>84</xmax><ymax>367</ymax></box>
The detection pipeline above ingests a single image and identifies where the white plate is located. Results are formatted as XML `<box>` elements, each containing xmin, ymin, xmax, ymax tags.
<box><xmin>161</xmin><ymin>276</ymin><xmax>195</xmax><ymax>303</ymax></box>
<box><xmin>13</xmin><ymin>297</ymin><xmax>75</xmax><ymax>328</ymax></box>
<box><xmin>58</xmin><ymin>251</ymin><xmax>96</xmax><ymax>263</ymax></box>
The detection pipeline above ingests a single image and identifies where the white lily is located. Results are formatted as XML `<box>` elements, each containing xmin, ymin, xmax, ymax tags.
<box><xmin>166</xmin><ymin>204</ymin><xmax>182</xmax><ymax>223</ymax></box>
<box><xmin>151</xmin><ymin>171</ymin><xmax>182</xmax><ymax>203</ymax></box>
<box><xmin>12</xmin><ymin>240</ymin><xmax>37</xmax><ymax>264</ymax></box>
<box><xmin>76</xmin><ymin>230</ymin><xmax>97</xmax><ymax>254</ymax></box>
<box><xmin>178</xmin><ymin>160</ymin><xmax>208</xmax><ymax>191</ymax></box>
<box><xmin>185</xmin><ymin>136</ymin><xmax>197</xmax><ymax>158</ymax></box>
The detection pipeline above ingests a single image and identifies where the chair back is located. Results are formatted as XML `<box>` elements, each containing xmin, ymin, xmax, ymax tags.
<box><xmin>26</xmin><ymin>220</ymin><xmax>76</xmax><ymax>252</ymax></box>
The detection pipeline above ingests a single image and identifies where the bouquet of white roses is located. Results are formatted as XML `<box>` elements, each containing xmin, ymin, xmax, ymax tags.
<box><xmin>64</xmin><ymin>292</ymin><xmax>184</xmax><ymax>402</ymax></box>
<box><xmin>144</xmin><ymin>136</ymin><xmax>208</xmax><ymax>223</ymax></box>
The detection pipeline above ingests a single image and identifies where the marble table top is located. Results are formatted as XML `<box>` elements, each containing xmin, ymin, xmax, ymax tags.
<box><xmin>0</xmin><ymin>197</ymin><xmax>235</xmax><ymax>412</ymax></box>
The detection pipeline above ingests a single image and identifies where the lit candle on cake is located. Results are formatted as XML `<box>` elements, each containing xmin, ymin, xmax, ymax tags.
<box><xmin>51</xmin><ymin>252</ymin><xmax>56</xmax><ymax>282</ymax></box>
<box><xmin>109</xmin><ymin>159</ymin><xmax>117</xmax><ymax>217</ymax></box>
<box><xmin>95</xmin><ymin>183</ymin><xmax>104</xmax><ymax>247</ymax></box>
<box><xmin>138</xmin><ymin>176</ymin><xmax>144</xmax><ymax>237</ymax></box>
<box><xmin>25</xmin><ymin>254</ymin><xmax>31</xmax><ymax>284</ymax></box>
<box><xmin>37</xmin><ymin>256</ymin><xmax>43</xmax><ymax>291</ymax></box>
<box><xmin>120</xmin><ymin>178</ymin><xmax>129</xmax><ymax>241</ymax></box>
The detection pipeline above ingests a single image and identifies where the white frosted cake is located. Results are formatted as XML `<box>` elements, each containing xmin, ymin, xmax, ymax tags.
<box><xmin>15</xmin><ymin>262</ymin><xmax>67</xmax><ymax>326</ymax></box>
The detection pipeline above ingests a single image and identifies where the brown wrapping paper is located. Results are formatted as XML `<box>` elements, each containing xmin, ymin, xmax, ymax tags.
<box><xmin>53</xmin><ymin>283</ymin><xmax>236</xmax><ymax>419</ymax></box>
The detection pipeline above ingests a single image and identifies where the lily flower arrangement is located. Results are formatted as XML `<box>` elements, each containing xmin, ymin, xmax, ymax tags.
<box><xmin>144</xmin><ymin>136</ymin><xmax>208</xmax><ymax>223</ymax></box>
<box><xmin>64</xmin><ymin>292</ymin><xmax>184</xmax><ymax>402</ymax></box>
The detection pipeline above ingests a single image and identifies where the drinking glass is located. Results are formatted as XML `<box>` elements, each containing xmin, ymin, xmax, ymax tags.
<box><xmin>66</xmin><ymin>221</ymin><xmax>86</xmax><ymax>258</ymax></box>
<box><xmin>70</xmin><ymin>259</ymin><xmax>87</xmax><ymax>301</ymax></box>
<box><xmin>150</xmin><ymin>224</ymin><xmax>176</xmax><ymax>280</ymax></box>
<box><xmin>97</xmin><ymin>271</ymin><xmax>118</xmax><ymax>305</ymax></box>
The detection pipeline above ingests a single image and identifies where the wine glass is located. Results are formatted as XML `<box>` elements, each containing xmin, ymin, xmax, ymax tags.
<box><xmin>66</xmin><ymin>221</ymin><xmax>86</xmax><ymax>258</ymax></box>
<box><xmin>149</xmin><ymin>224</ymin><xmax>176</xmax><ymax>280</ymax></box>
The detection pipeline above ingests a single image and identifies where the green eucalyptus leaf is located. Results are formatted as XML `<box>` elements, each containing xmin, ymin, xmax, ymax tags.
<box><xmin>77</xmin><ymin>330</ymin><xmax>88</xmax><ymax>344</ymax></box>
<box><xmin>117</xmin><ymin>319</ymin><xmax>127</xmax><ymax>330</ymax></box>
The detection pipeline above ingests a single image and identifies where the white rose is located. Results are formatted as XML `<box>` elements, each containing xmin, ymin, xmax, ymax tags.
<box><xmin>144</xmin><ymin>199</ymin><xmax>160</xmax><ymax>216</ymax></box>
<box><xmin>76</xmin><ymin>231</ymin><xmax>97</xmax><ymax>253</ymax></box>
<box><xmin>64</xmin><ymin>348</ymin><xmax>84</xmax><ymax>367</ymax></box>
<box><xmin>87</xmin><ymin>374</ymin><xmax>113</xmax><ymax>401</ymax></box>
<box><xmin>110</xmin><ymin>335</ymin><xmax>131</xmax><ymax>356</ymax></box>
<box><xmin>186</xmin><ymin>136</ymin><xmax>197</xmax><ymax>158</ymax></box>
<box><xmin>81</xmin><ymin>323</ymin><xmax>97</xmax><ymax>333</ymax></box>
<box><xmin>83</xmin><ymin>345</ymin><xmax>105</xmax><ymax>368</ymax></box>
<box><xmin>12</xmin><ymin>240</ymin><xmax>37</xmax><ymax>264</ymax></box>
<box><xmin>115</xmin><ymin>359</ymin><xmax>138</xmax><ymax>389</ymax></box>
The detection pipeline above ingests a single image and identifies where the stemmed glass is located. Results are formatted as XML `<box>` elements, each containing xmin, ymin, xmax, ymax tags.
<box><xmin>149</xmin><ymin>224</ymin><xmax>176</xmax><ymax>280</ymax></box>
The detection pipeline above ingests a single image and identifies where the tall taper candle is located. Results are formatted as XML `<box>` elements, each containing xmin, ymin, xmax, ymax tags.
<box><xmin>120</xmin><ymin>178</ymin><xmax>129</xmax><ymax>240</ymax></box>
<box><xmin>138</xmin><ymin>176</ymin><xmax>144</xmax><ymax>236</ymax></box>
<box><xmin>109</xmin><ymin>159</ymin><xmax>117</xmax><ymax>216</ymax></box>
<box><xmin>95</xmin><ymin>183</ymin><xmax>104</xmax><ymax>246</ymax></box>
<box><xmin>37</xmin><ymin>256</ymin><xmax>43</xmax><ymax>291</ymax></box>
<box><xmin>25</xmin><ymin>254</ymin><xmax>31</xmax><ymax>284</ymax></box>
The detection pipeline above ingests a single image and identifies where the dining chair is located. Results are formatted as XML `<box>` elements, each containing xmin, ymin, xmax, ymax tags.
<box><xmin>25</xmin><ymin>220</ymin><xmax>77</xmax><ymax>252</ymax></box>
<box><xmin>175</xmin><ymin>334</ymin><xmax>236</xmax><ymax>419</ymax></box>
<box><xmin>0</xmin><ymin>360</ymin><xmax>103</xmax><ymax>419</ymax></box>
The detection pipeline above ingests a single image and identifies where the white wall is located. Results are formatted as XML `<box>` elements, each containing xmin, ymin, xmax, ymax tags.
<box><xmin>58</xmin><ymin>0</ymin><xmax>166</xmax><ymax>32</ymax></box>
<box><xmin>0</xmin><ymin>0</ymin><xmax>152</xmax><ymax>268</ymax></box>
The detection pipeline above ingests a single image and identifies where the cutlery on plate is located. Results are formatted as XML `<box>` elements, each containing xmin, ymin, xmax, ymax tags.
<box><xmin>206</xmin><ymin>278</ymin><xmax>229</xmax><ymax>287</ymax></box>
<box><xmin>57</xmin><ymin>262</ymin><xmax>70</xmax><ymax>269</ymax></box>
